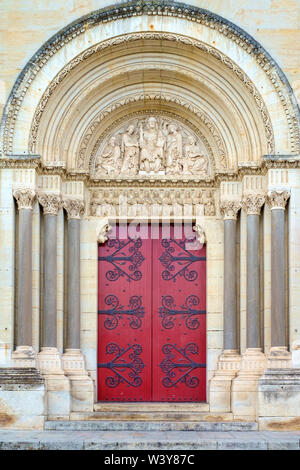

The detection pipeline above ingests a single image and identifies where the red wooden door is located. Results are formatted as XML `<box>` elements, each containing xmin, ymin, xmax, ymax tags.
<box><xmin>97</xmin><ymin>224</ymin><xmax>206</xmax><ymax>402</ymax></box>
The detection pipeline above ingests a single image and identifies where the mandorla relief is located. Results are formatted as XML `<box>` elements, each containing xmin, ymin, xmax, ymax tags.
<box><xmin>93</xmin><ymin>116</ymin><xmax>210</xmax><ymax>178</ymax></box>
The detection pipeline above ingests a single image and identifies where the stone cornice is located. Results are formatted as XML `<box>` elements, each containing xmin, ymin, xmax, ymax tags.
<box><xmin>13</xmin><ymin>188</ymin><xmax>36</xmax><ymax>210</ymax></box>
<box><xmin>267</xmin><ymin>190</ymin><xmax>290</xmax><ymax>210</ymax></box>
<box><xmin>220</xmin><ymin>200</ymin><xmax>242</xmax><ymax>220</ymax></box>
<box><xmin>38</xmin><ymin>193</ymin><xmax>62</xmax><ymax>215</ymax></box>
<box><xmin>242</xmin><ymin>194</ymin><xmax>266</xmax><ymax>215</ymax></box>
<box><xmin>63</xmin><ymin>199</ymin><xmax>85</xmax><ymax>219</ymax></box>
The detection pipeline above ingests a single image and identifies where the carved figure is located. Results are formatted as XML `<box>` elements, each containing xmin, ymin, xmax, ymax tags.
<box><xmin>96</xmin><ymin>136</ymin><xmax>121</xmax><ymax>174</ymax></box>
<box><xmin>165</xmin><ymin>124</ymin><xmax>183</xmax><ymax>174</ymax></box>
<box><xmin>184</xmin><ymin>136</ymin><xmax>209</xmax><ymax>174</ymax></box>
<box><xmin>121</xmin><ymin>125</ymin><xmax>139</xmax><ymax>174</ymax></box>
<box><xmin>139</xmin><ymin>117</ymin><xmax>165</xmax><ymax>173</ymax></box>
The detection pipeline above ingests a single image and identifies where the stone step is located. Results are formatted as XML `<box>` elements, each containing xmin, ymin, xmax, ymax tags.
<box><xmin>94</xmin><ymin>402</ymin><xmax>210</xmax><ymax>412</ymax></box>
<box><xmin>69</xmin><ymin>411</ymin><xmax>235</xmax><ymax>422</ymax></box>
<box><xmin>45</xmin><ymin>420</ymin><xmax>258</xmax><ymax>432</ymax></box>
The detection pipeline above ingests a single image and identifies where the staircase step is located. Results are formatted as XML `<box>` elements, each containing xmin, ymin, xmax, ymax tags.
<box><xmin>69</xmin><ymin>411</ymin><xmax>234</xmax><ymax>422</ymax></box>
<box><xmin>94</xmin><ymin>402</ymin><xmax>210</xmax><ymax>412</ymax></box>
<box><xmin>45</xmin><ymin>420</ymin><xmax>258</xmax><ymax>432</ymax></box>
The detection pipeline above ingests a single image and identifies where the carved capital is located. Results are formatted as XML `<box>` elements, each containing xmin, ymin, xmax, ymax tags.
<box><xmin>38</xmin><ymin>193</ymin><xmax>62</xmax><ymax>215</ymax></box>
<box><xmin>63</xmin><ymin>199</ymin><xmax>85</xmax><ymax>219</ymax></box>
<box><xmin>220</xmin><ymin>200</ymin><xmax>241</xmax><ymax>220</ymax></box>
<box><xmin>13</xmin><ymin>188</ymin><xmax>36</xmax><ymax>210</ymax></box>
<box><xmin>193</xmin><ymin>224</ymin><xmax>206</xmax><ymax>244</ymax></box>
<box><xmin>242</xmin><ymin>194</ymin><xmax>265</xmax><ymax>215</ymax></box>
<box><xmin>267</xmin><ymin>190</ymin><xmax>290</xmax><ymax>210</ymax></box>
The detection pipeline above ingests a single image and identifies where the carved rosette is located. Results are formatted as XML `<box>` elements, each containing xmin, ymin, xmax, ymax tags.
<box><xmin>220</xmin><ymin>200</ymin><xmax>242</xmax><ymax>220</ymax></box>
<box><xmin>267</xmin><ymin>190</ymin><xmax>290</xmax><ymax>210</ymax></box>
<box><xmin>242</xmin><ymin>194</ymin><xmax>265</xmax><ymax>215</ymax></box>
<box><xmin>63</xmin><ymin>199</ymin><xmax>85</xmax><ymax>219</ymax></box>
<box><xmin>38</xmin><ymin>193</ymin><xmax>62</xmax><ymax>215</ymax></box>
<box><xmin>13</xmin><ymin>188</ymin><xmax>36</xmax><ymax>210</ymax></box>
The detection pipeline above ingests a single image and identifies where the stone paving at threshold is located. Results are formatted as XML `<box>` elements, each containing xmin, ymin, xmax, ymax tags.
<box><xmin>0</xmin><ymin>430</ymin><xmax>299</xmax><ymax>450</ymax></box>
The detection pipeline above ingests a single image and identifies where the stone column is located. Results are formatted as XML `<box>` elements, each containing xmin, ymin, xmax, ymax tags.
<box><xmin>11</xmin><ymin>188</ymin><xmax>37</xmax><ymax>366</ymax></box>
<box><xmin>37</xmin><ymin>193</ymin><xmax>70</xmax><ymax>420</ymax></box>
<box><xmin>209</xmin><ymin>200</ymin><xmax>241</xmax><ymax>412</ymax></box>
<box><xmin>266</xmin><ymin>190</ymin><xmax>291</xmax><ymax>368</ymax></box>
<box><xmin>232</xmin><ymin>194</ymin><xmax>266</xmax><ymax>420</ymax></box>
<box><xmin>61</xmin><ymin>199</ymin><xmax>94</xmax><ymax>412</ymax></box>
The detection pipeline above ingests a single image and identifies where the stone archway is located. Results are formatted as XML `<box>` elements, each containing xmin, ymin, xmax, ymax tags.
<box><xmin>1</xmin><ymin>1</ymin><xmax>300</xmax><ymax>426</ymax></box>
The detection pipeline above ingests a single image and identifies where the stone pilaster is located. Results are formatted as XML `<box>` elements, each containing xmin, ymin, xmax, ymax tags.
<box><xmin>267</xmin><ymin>190</ymin><xmax>291</xmax><ymax>368</ymax></box>
<box><xmin>232</xmin><ymin>191</ymin><xmax>266</xmax><ymax>420</ymax></box>
<box><xmin>11</xmin><ymin>188</ymin><xmax>37</xmax><ymax>367</ymax></box>
<box><xmin>61</xmin><ymin>198</ymin><xmax>94</xmax><ymax>413</ymax></box>
<box><xmin>209</xmin><ymin>198</ymin><xmax>241</xmax><ymax>413</ymax></box>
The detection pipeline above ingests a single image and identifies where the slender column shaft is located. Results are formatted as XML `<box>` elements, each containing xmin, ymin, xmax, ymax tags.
<box><xmin>42</xmin><ymin>214</ymin><xmax>58</xmax><ymax>347</ymax></box>
<box><xmin>271</xmin><ymin>209</ymin><xmax>287</xmax><ymax>347</ymax></box>
<box><xmin>246</xmin><ymin>214</ymin><xmax>261</xmax><ymax>349</ymax></box>
<box><xmin>17</xmin><ymin>209</ymin><xmax>33</xmax><ymax>346</ymax></box>
<box><xmin>224</xmin><ymin>219</ymin><xmax>238</xmax><ymax>350</ymax></box>
<box><xmin>66</xmin><ymin>218</ymin><xmax>81</xmax><ymax>349</ymax></box>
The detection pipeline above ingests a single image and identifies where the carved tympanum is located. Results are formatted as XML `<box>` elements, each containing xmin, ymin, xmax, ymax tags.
<box><xmin>93</xmin><ymin>116</ymin><xmax>210</xmax><ymax>178</ymax></box>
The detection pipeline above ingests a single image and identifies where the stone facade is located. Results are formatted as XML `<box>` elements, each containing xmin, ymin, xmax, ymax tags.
<box><xmin>0</xmin><ymin>1</ymin><xmax>300</xmax><ymax>430</ymax></box>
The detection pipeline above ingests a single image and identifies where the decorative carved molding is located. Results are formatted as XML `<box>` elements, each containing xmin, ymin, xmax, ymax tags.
<box><xmin>90</xmin><ymin>187</ymin><xmax>215</xmax><ymax>217</ymax></box>
<box><xmin>242</xmin><ymin>194</ymin><xmax>265</xmax><ymax>215</ymax></box>
<box><xmin>220</xmin><ymin>200</ymin><xmax>242</xmax><ymax>220</ymax></box>
<box><xmin>267</xmin><ymin>190</ymin><xmax>290</xmax><ymax>210</ymax></box>
<box><xmin>5</xmin><ymin>2</ymin><xmax>299</xmax><ymax>156</ymax></box>
<box><xmin>26</xmin><ymin>32</ymin><xmax>275</xmax><ymax>161</ymax></box>
<box><xmin>38</xmin><ymin>193</ymin><xmax>62</xmax><ymax>215</ymax></box>
<box><xmin>193</xmin><ymin>224</ymin><xmax>206</xmax><ymax>244</ymax></box>
<box><xmin>13</xmin><ymin>188</ymin><xmax>36</xmax><ymax>210</ymax></box>
<box><xmin>63</xmin><ymin>199</ymin><xmax>85</xmax><ymax>219</ymax></box>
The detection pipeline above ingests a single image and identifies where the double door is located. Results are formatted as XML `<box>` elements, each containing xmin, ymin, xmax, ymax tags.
<box><xmin>97</xmin><ymin>224</ymin><xmax>206</xmax><ymax>402</ymax></box>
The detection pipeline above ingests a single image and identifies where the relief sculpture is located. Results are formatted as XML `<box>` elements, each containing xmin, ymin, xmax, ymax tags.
<box><xmin>94</xmin><ymin>115</ymin><xmax>210</xmax><ymax>178</ymax></box>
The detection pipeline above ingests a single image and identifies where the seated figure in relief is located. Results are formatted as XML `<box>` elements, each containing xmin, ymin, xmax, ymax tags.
<box><xmin>96</xmin><ymin>136</ymin><xmax>121</xmax><ymax>174</ymax></box>
<box><xmin>139</xmin><ymin>116</ymin><xmax>165</xmax><ymax>173</ymax></box>
<box><xmin>121</xmin><ymin>125</ymin><xmax>139</xmax><ymax>175</ymax></box>
<box><xmin>183</xmin><ymin>135</ymin><xmax>209</xmax><ymax>175</ymax></box>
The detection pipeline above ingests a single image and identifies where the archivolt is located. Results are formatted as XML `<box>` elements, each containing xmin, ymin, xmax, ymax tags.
<box><xmin>28</xmin><ymin>32</ymin><xmax>274</xmax><ymax>162</ymax></box>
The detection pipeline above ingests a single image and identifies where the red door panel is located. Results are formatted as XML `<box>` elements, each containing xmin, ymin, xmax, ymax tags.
<box><xmin>97</xmin><ymin>224</ymin><xmax>206</xmax><ymax>402</ymax></box>
<box><xmin>97</xmin><ymin>226</ymin><xmax>152</xmax><ymax>401</ymax></box>
<box><xmin>152</xmin><ymin>225</ymin><xmax>206</xmax><ymax>402</ymax></box>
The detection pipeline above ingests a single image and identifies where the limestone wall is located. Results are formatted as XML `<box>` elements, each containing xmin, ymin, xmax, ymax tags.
<box><xmin>0</xmin><ymin>0</ymin><xmax>299</xmax><ymax>123</ymax></box>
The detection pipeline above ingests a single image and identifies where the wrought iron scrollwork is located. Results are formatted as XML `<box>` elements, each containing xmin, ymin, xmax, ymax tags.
<box><xmin>99</xmin><ymin>238</ymin><xmax>145</xmax><ymax>282</ymax></box>
<box><xmin>159</xmin><ymin>239</ymin><xmax>205</xmax><ymax>282</ymax></box>
<box><xmin>159</xmin><ymin>295</ymin><xmax>205</xmax><ymax>330</ymax></box>
<box><xmin>98</xmin><ymin>294</ymin><xmax>145</xmax><ymax>329</ymax></box>
<box><xmin>98</xmin><ymin>343</ymin><xmax>144</xmax><ymax>388</ymax></box>
<box><xmin>160</xmin><ymin>343</ymin><xmax>205</xmax><ymax>388</ymax></box>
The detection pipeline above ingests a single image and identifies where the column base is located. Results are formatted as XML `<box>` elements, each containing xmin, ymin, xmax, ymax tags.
<box><xmin>11</xmin><ymin>346</ymin><xmax>37</xmax><ymax>368</ymax></box>
<box><xmin>258</xmin><ymin>369</ymin><xmax>300</xmax><ymax>430</ymax></box>
<box><xmin>62</xmin><ymin>349</ymin><xmax>94</xmax><ymax>412</ymax></box>
<box><xmin>209</xmin><ymin>350</ymin><xmax>241</xmax><ymax>413</ymax></box>
<box><xmin>267</xmin><ymin>346</ymin><xmax>292</xmax><ymax>369</ymax></box>
<box><xmin>231</xmin><ymin>348</ymin><xmax>266</xmax><ymax>420</ymax></box>
<box><xmin>37</xmin><ymin>347</ymin><xmax>70</xmax><ymax>420</ymax></box>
